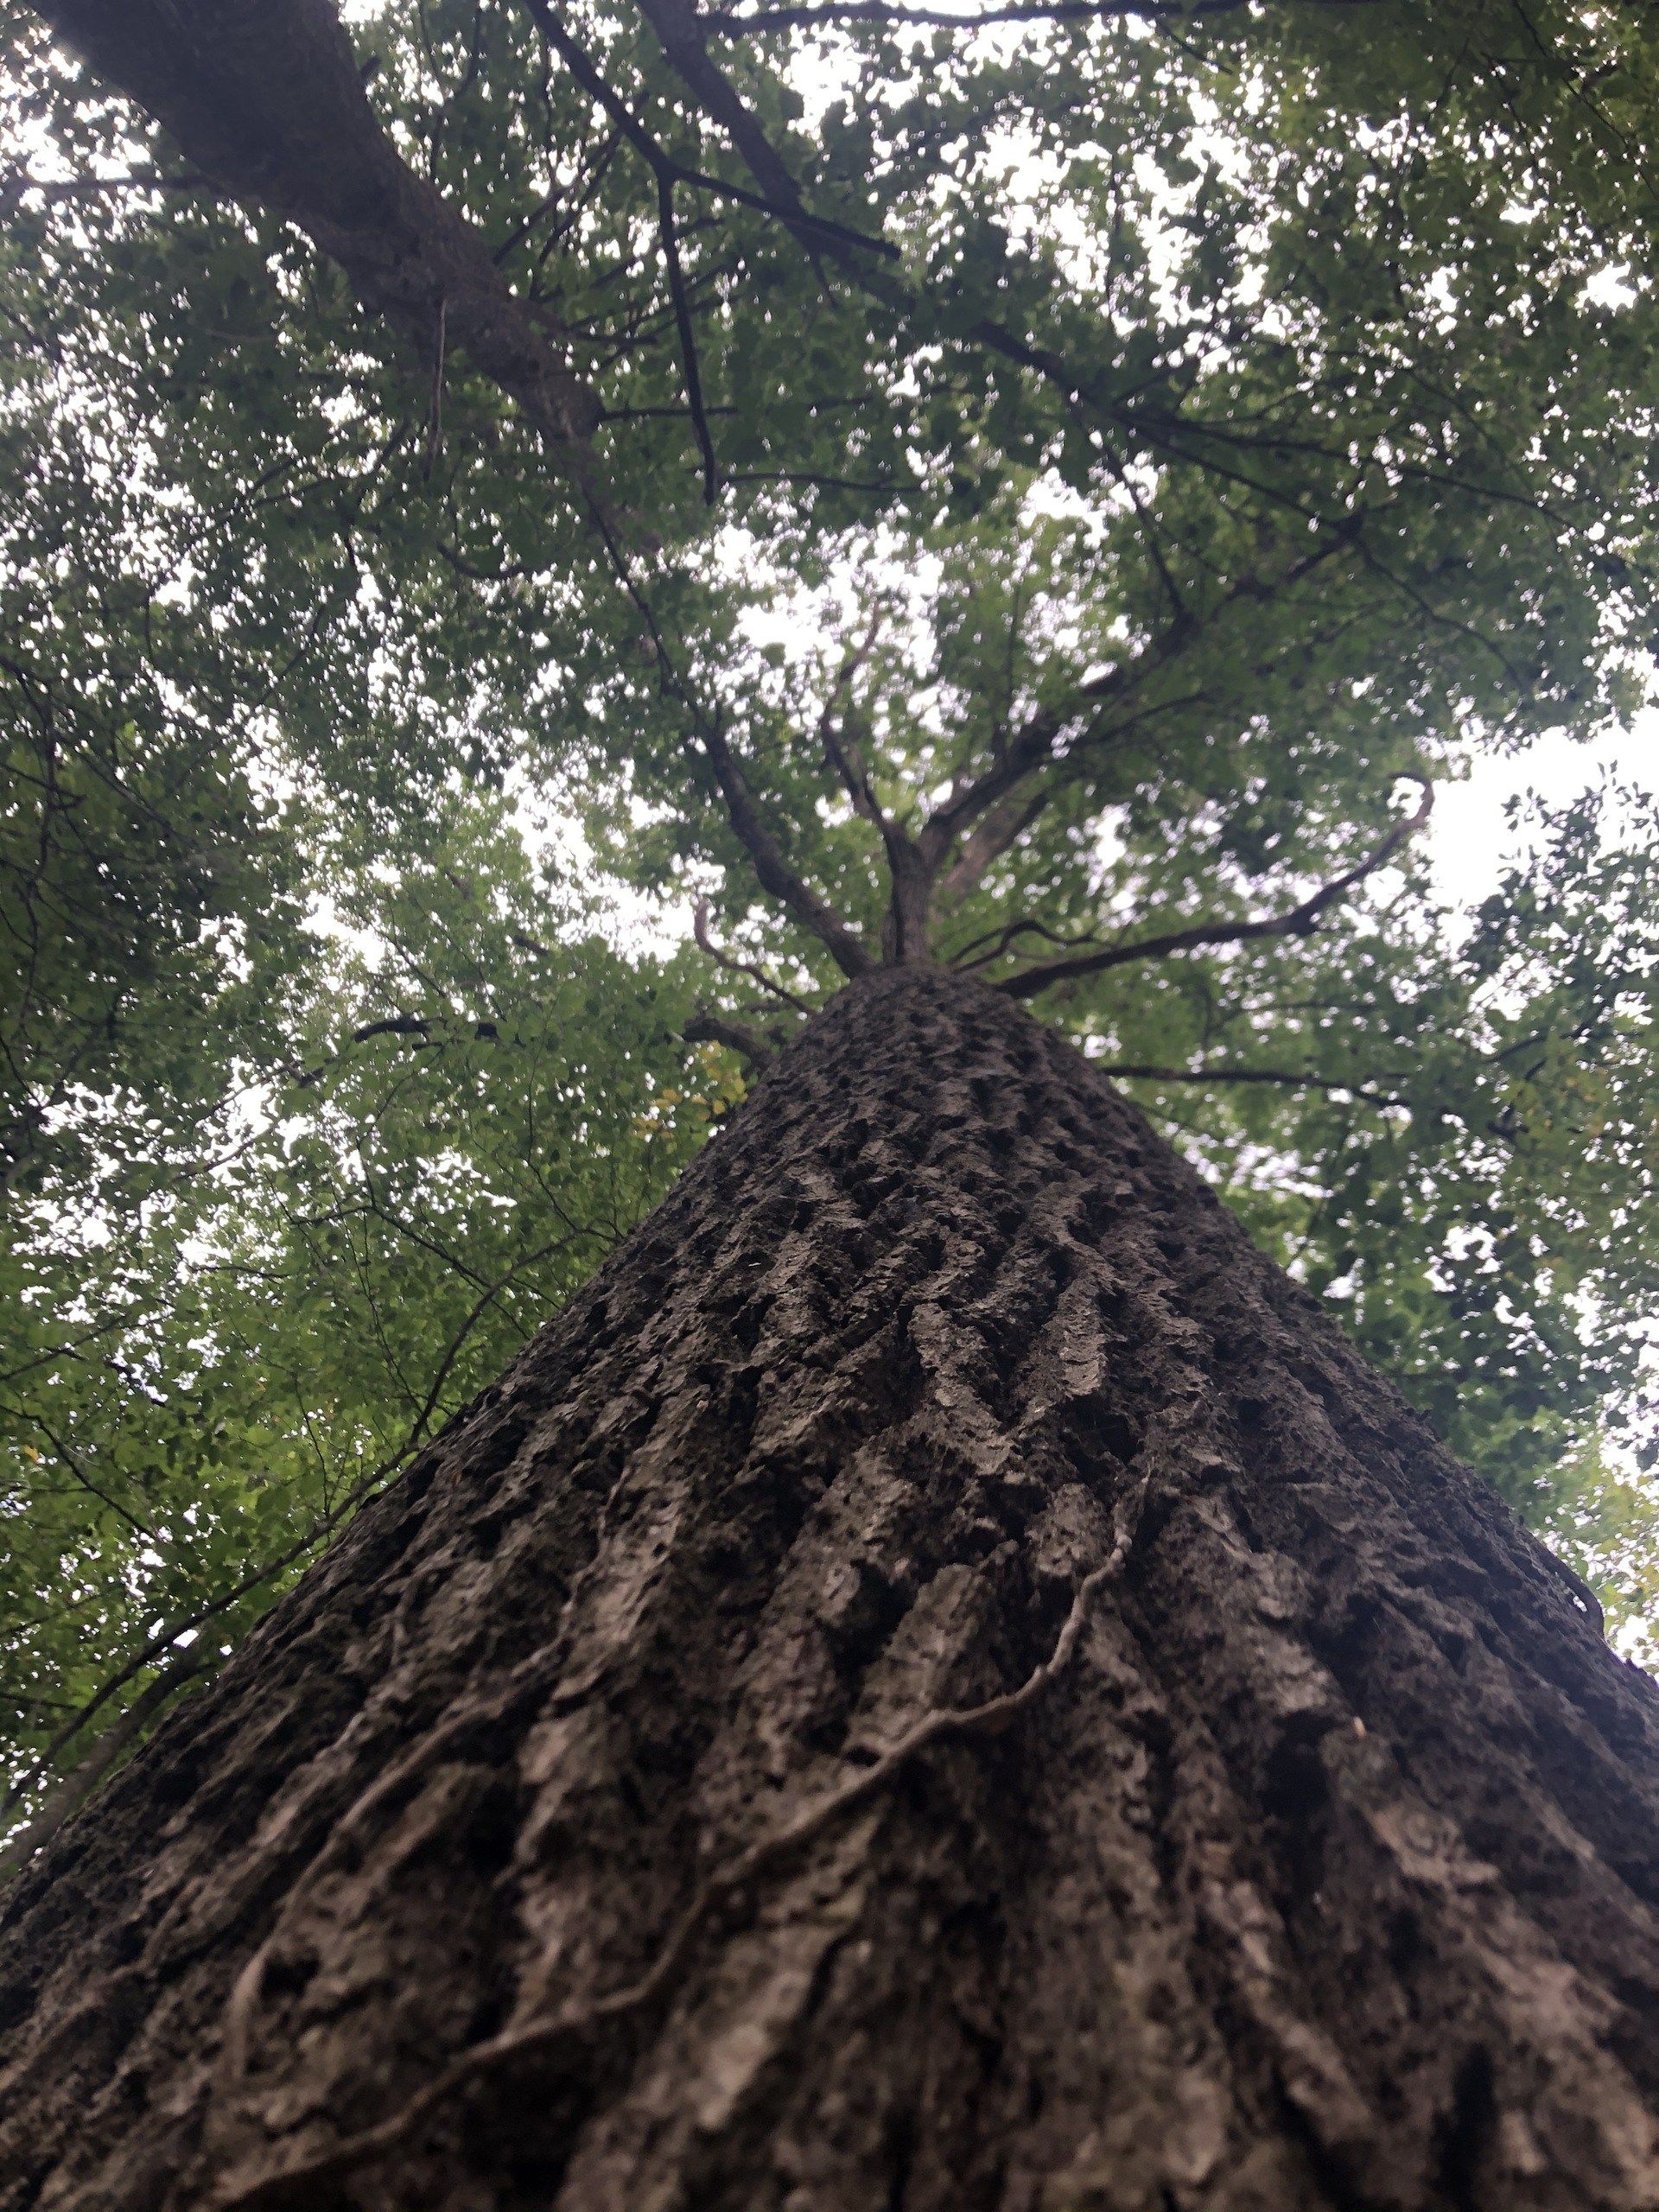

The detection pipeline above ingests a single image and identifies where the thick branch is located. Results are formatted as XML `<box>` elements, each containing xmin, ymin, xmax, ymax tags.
<box><xmin>934</xmin><ymin>791</ymin><xmax>1047</xmax><ymax>908</ymax></box>
<box><xmin>997</xmin><ymin>783</ymin><xmax>1434</xmax><ymax>1001</ymax></box>
<box><xmin>698</xmin><ymin>723</ymin><xmax>874</xmax><ymax>978</ymax></box>
<box><xmin>521</xmin><ymin>0</ymin><xmax>893</xmax><ymax>262</ymax></box>
<box><xmin>631</xmin><ymin>0</ymin><xmax>818</xmax><ymax>233</ymax></box>
<box><xmin>682</xmin><ymin>1008</ymin><xmax>779</xmax><ymax>1065</ymax></box>
<box><xmin>295</xmin><ymin>1014</ymin><xmax>500</xmax><ymax>1089</ymax></box>
<box><xmin>30</xmin><ymin>0</ymin><xmax>601</xmax><ymax>451</ymax></box>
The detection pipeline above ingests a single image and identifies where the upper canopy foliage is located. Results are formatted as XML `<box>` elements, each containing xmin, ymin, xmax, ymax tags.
<box><xmin>3</xmin><ymin>0</ymin><xmax>1659</xmax><ymax>1846</ymax></box>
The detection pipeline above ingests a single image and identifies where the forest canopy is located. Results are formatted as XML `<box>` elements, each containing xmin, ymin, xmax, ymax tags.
<box><xmin>3</xmin><ymin>0</ymin><xmax>1659</xmax><ymax>1847</ymax></box>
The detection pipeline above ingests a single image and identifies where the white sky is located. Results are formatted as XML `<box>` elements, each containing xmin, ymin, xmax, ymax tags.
<box><xmin>1429</xmin><ymin>714</ymin><xmax>1655</xmax><ymax>912</ymax></box>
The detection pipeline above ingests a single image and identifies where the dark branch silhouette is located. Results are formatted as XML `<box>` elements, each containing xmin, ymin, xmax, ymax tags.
<box><xmin>692</xmin><ymin>899</ymin><xmax>815</xmax><ymax>1008</ymax></box>
<box><xmin>995</xmin><ymin>783</ymin><xmax>1434</xmax><ymax>1000</ymax></box>
<box><xmin>697</xmin><ymin>721</ymin><xmax>874</xmax><ymax>978</ymax></box>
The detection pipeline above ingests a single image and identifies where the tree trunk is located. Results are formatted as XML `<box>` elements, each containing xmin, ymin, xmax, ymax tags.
<box><xmin>4</xmin><ymin>967</ymin><xmax>1659</xmax><ymax>2212</ymax></box>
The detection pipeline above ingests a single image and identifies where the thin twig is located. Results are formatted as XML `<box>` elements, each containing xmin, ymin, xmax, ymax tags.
<box><xmin>1096</xmin><ymin>1063</ymin><xmax>1404</xmax><ymax>1107</ymax></box>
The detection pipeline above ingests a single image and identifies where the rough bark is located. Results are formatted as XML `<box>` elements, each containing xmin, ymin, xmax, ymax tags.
<box><xmin>3</xmin><ymin>967</ymin><xmax>1659</xmax><ymax>2212</ymax></box>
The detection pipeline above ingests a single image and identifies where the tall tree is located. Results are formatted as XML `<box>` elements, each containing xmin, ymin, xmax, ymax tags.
<box><xmin>4</xmin><ymin>0</ymin><xmax>1659</xmax><ymax>2202</ymax></box>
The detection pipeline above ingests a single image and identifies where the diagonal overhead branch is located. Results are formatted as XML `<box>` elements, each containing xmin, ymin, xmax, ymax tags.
<box><xmin>564</xmin><ymin>20</ymin><xmax>1143</xmax><ymax>470</ymax></box>
<box><xmin>520</xmin><ymin>0</ymin><xmax>894</xmax><ymax>261</ymax></box>
<box><xmin>630</xmin><ymin>0</ymin><xmax>821</xmax><ymax>237</ymax></box>
<box><xmin>29</xmin><ymin>0</ymin><xmax>601</xmax><ymax>454</ymax></box>
<box><xmin>921</xmin><ymin>518</ymin><xmax>1366</xmax><ymax>898</ymax></box>
<box><xmin>934</xmin><ymin>790</ymin><xmax>1049</xmax><ymax>908</ymax></box>
<box><xmin>994</xmin><ymin>781</ymin><xmax>1434</xmax><ymax>1001</ymax></box>
<box><xmin>29</xmin><ymin>0</ymin><xmax>1339</xmax><ymax>531</ymax></box>
<box><xmin>914</xmin><ymin>625</ymin><xmax>1198</xmax><ymax>885</ymax></box>
<box><xmin>916</xmin><ymin>698</ymin><xmax>1077</xmax><ymax>880</ymax></box>
<box><xmin>697</xmin><ymin>717</ymin><xmax>875</xmax><ymax>978</ymax></box>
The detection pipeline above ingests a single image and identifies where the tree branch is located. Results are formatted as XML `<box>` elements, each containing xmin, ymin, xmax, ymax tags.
<box><xmin>294</xmin><ymin>1014</ymin><xmax>500</xmax><ymax>1090</ymax></box>
<box><xmin>950</xmin><ymin>914</ymin><xmax>1103</xmax><ymax>972</ymax></box>
<box><xmin>696</xmin><ymin>722</ymin><xmax>874</xmax><ymax>978</ymax></box>
<box><xmin>934</xmin><ymin>791</ymin><xmax>1048</xmax><ymax>909</ymax></box>
<box><xmin>692</xmin><ymin>899</ymin><xmax>814</xmax><ymax>1007</ymax></box>
<box><xmin>1095</xmin><ymin>1063</ymin><xmax>1404</xmax><ymax>1108</ymax></box>
<box><xmin>626</xmin><ymin>0</ymin><xmax>837</xmax><ymax>269</ymax></box>
<box><xmin>996</xmin><ymin>782</ymin><xmax>1434</xmax><ymax>1001</ymax></box>
<box><xmin>520</xmin><ymin>0</ymin><xmax>893</xmax><ymax>262</ymax></box>
<box><xmin>30</xmin><ymin>0</ymin><xmax>601</xmax><ymax>456</ymax></box>
<box><xmin>653</xmin><ymin>169</ymin><xmax>718</xmax><ymax>500</ymax></box>
<box><xmin>683</xmin><ymin>1008</ymin><xmax>779</xmax><ymax>1065</ymax></box>
<box><xmin>811</xmin><ymin>622</ymin><xmax>932</xmax><ymax>961</ymax></box>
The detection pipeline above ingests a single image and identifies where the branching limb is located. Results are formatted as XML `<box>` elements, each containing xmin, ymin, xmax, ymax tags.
<box><xmin>30</xmin><ymin>0</ymin><xmax>603</xmax><ymax>455</ymax></box>
<box><xmin>627</xmin><ymin>0</ymin><xmax>838</xmax><ymax>270</ymax></box>
<box><xmin>520</xmin><ymin>0</ymin><xmax>892</xmax><ymax>262</ymax></box>
<box><xmin>212</xmin><ymin>1478</ymin><xmax>1151</xmax><ymax>2212</ymax></box>
<box><xmin>813</xmin><ymin>622</ymin><xmax>931</xmax><ymax>961</ymax></box>
<box><xmin>697</xmin><ymin>721</ymin><xmax>874</xmax><ymax>978</ymax></box>
<box><xmin>683</xmin><ymin>1008</ymin><xmax>779</xmax><ymax>1065</ymax></box>
<box><xmin>815</xmin><ymin>620</ymin><xmax>887</xmax><ymax>825</ymax></box>
<box><xmin>935</xmin><ymin>791</ymin><xmax>1048</xmax><ymax>910</ymax></box>
<box><xmin>950</xmin><ymin>916</ymin><xmax>1104</xmax><ymax>973</ymax></box>
<box><xmin>1096</xmin><ymin>1063</ymin><xmax>1405</xmax><ymax>1108</ymax></box>
<box><xmin>920</xmin><ymin>522</ymin><xmax>1362</xmax><ymax>894</ymax></box>
<box><xmin>997</xmin><ymin>781</ymin><xmax>1433</xmax><ymax>1001</ymax></box>
<box><xmin>692</xmin><ymin>899</ymin><xmax>814</xmax><ymax>1008</ymax></box>
<box><xmin>3</xmin><ymin>1408</ymin><xmax>159</xmax><ymax>1542</ymax></box>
